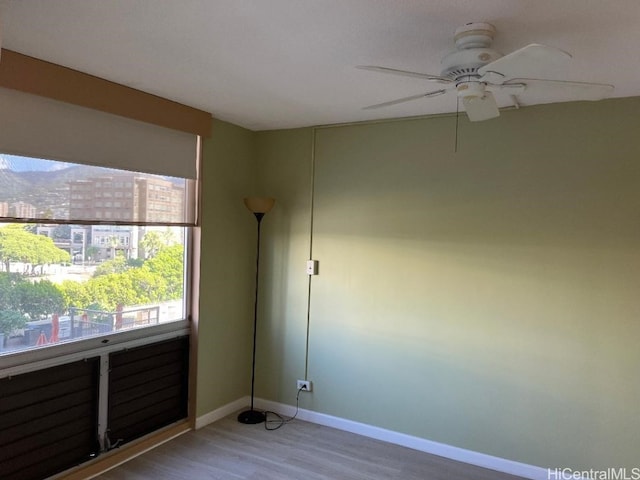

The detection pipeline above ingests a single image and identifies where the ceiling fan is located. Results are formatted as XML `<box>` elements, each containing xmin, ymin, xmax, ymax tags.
<box><xmin>358</xmin><ymin>23</ymin><xmax>614</xmax><ymax>122</ymax></box>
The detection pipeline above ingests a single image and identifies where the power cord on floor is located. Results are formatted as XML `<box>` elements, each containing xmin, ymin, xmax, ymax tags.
<box><xmin>263</xmin><ymin>386</ymin><xmax>305</xmax><ymax>431</ymax></box>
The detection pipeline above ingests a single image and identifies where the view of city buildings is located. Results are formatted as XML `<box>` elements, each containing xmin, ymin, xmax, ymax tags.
<box><xmin>0</xmin><ymin>161</ymin><xmax>187</xmax><ymax>356</ymax></box>
<box><xmin>0</xmin><ymin>201</ymin><xmax>38</xmax><ymax>218</ymax></box>
<box><xmin>68</xmin><ymin>174</ymin><xmax>185</xmax><ymax>223</ymax></box>
<box><xmin>6</xmin><ymin>172</ymin><xmax>186</xmax><ymax>262</ymax></box>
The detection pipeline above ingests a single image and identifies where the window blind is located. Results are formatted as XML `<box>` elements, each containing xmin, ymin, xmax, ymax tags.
<box><xmin>0</xmin><ymin>87</ymin><xmax>198</xmax><ymax>179</ymax></box>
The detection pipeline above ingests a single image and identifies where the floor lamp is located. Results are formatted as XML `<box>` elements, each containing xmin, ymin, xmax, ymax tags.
<box><xmin>238</xmin><ymin>196</ymin><xmax>275</xmax><ymax>424</ymax></box>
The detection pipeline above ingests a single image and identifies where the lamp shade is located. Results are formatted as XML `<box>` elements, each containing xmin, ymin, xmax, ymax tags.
<box><xmin>244</xmin><ymin>197</ymin><xmax>275</xmax><ymax>214</ymax></box>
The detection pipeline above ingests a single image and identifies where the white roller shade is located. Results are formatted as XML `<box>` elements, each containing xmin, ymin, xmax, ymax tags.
<box><xmin>0</xmin><ymin>87</ymin><xmax>198</xmax><ymax>179</ymax></box>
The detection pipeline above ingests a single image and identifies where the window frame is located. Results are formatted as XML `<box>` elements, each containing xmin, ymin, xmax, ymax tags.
<box><xmin>0</xmin><ymin>224</ymin><xmax>195</xmax><ymax>373</ymax></box>
<box><xmin>0</xmin><ymin>147</ymin><xmax>201</xmax><ymax>368</ymax></box>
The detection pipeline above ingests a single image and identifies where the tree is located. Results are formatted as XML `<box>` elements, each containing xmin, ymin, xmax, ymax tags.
<box><xmin>159</xmin><ymin>228</ymin><xmax>177</xmax><ymax>245</ymax></box>
<box><xmin>29</xmin><ymin>234</ymin><xmax>71</xmax><ymax>274</ymax></box>
<box><xmin>60</xmin><ymin>279</ymin><xmax>91</xmax><ymax>311</ymax></box>
<box><xmin>16</xmin><ymin>280</ymin><xmax>65</xmax><ymax>320</ymax></box>
<box><xmin>0</xmin><ymin>272</ymin><xmax>62</xmax><ymax>330</ymax></box>
<box><xmin>82</xmin><ymin>273</ymin><xmax>139</xmax><ymax>311</ymax></box>
<box><xmin>144</xmin><ymin>244</ymin><xmax>184</xmax><ymax>299</ymax></box>
<box><xmin>139</xmin><ymin>231</ymin><xmax>165</xmax><ymax>259</ymax></box>
<box><xmin>85</xmin><ymin>245</ymin><xmax>100</xmax><ymax>262</ymax></box>
<box><xmin>93</xmin><ymin>254</ymin><xmax>129</xmax><ymax>277</ymax></box>
<box><xmin>107</xmin><ymin>236</ymin><xmax>120</xmax><ymax>260</ymax></box>
<box><xmin>0</xmin><ymin>272</ymin><xmax>27</xmax><ymax>335</ymax></box>
<box><xmin>0</xmin><ymin>225</ymin><xmax>70</xmax><ymax>273</ymax></box>
<box><xmin>0</xmin><ymin>272</ymin><xmax>24</xmax><ymax>310</ymax></box>
<box><xmin>122</xmin><ymin>268</ymin><xmax>167</xmax><ymax>304</ymax></box>
<box><xmin>0</xmin><ymin>310</ymin><xmax>26</xmax><ymax>337</ymax></box>
<box><xmin>0</xmin><ymin>225</ymin><xmax>33</xmax><ymax>271</ymax></box>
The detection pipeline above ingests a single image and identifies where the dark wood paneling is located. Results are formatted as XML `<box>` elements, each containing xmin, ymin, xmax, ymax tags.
<box><xmin>108</xmin><ymin>337</ymin><xmax>189</xmax><ymax>445</ymax></box>
<box><xmin>0</xmin><ymin>358</ymin><xmax>100</xmax><ymax>480</ymax></box>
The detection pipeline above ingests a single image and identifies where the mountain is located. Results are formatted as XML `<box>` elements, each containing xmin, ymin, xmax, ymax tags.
<box><xmin>0</xmin><ymin>165</ymin><xmax>183</xmax><ymax>218</ymax></box>
<box><xmin>0</xmin><ymin>165</ymin><xmax>123</xmax><ymax>215</ymax></box>
<box><xmin>0</xmin><ymin>169</ymin><xmax>33</xmax><ymax>199</ymax></box>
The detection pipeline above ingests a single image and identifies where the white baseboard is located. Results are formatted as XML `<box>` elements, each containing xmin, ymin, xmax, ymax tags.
<box><xmin>195</xmin><ymin>396</ymin><xmax>249</xmax><ymax>430</ymax></box>
<box><xmin>254</xmin><ymin>397</ymin><xmax>549</xmax><ymax>480</ymax></box>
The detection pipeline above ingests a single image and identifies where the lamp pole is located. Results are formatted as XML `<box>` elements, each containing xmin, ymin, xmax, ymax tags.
<box><xmin>238</xmin><ymin>198</ymin><xmax>275</xmax><ymax>425</ymax></box>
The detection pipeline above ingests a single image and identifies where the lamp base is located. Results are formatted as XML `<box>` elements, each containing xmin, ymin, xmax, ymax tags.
<box><xmin>237</xmin><ymin>409</ymin><xmax>266</xmax><ymax>424</ymax></box>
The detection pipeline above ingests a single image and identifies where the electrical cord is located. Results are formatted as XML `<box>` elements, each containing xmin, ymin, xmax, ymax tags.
<box><xmin>263</xmin><ymin>386</ymin><xmax>305</xmax><ymax>431</ymax></box>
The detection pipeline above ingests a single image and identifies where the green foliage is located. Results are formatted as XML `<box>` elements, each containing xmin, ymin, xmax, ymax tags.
<box><xmin>0</xmin><ymin>225</ymin><xmax>185</xmax><ymax>318</ymax></box>
<box><xmin>0</xmin><ymin>272</ymin><xmax>64</xmax><ymax>331</ymax></box>
<box><xmin>60</xmin><ymin>279</ymin><xmax>91</xmax><ymax>311</ymax></box>
<box><xmin>0</xmin><ymin>225</ymin><xmax>70</xmax><ymax>272</ymax></box>
<box><xmin>93</xmin><ymin>254</ymin><xmax>146</xmax><ymax>277</ymax></box>
<box><xmin>93</xmin><ymin>254</ymin><xmax>130</xmax><ymax>277</ymax></box>
<box><xmin>0</xmin><ymin>310</ymin><xmax>26</xmax><ymax>335</ymax></box>
<box><xmin>85</xmin><ymin>246</ymin><xmax>100</xmax><ymax>262</ymax></box>
<box><xmin>82</xmin><ymin>273</ymin><xmax>139</xmax><ymax>311</ymax></box>
<box><xmin>16</xmin><ymin>280</ymin><xmax>65</xmax><ymax>320</ymax></box>
<box><xmin>59</xmin><ymin>244</ymin><xmax>184</xmax><ymax>311</ymax></box>
<box><xmin>145</xmin><ymin>244</ymin><xmax>184</xmax><ymax>299</ymax></box>
<box><xmin>140</xmin><ymin>231</ymin><xmax>164</xmax><ymax>259</ymax></box>
<box><xmin>140</xmin><ymin>229</ymin><xmax>176</xmax><ymax>259</ymax></box>
<box><xmin>0</xmin><ymin>272</ymin><xmax>26</xmax><ymax>335</ymax></box>
<box><xmin>127</xmin><ymin>258</ymin><xmax>144</xmax><ymax>268</ymax></box>
<box><xmin>0</xmin><ymin>272</ymin><xmax>24</xmax><ymax>311</ymax></box>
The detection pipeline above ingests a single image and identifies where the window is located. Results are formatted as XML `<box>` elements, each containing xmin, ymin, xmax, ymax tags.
<box><xmin>0</xmin><ymin>77</ymin><xmax>204</xmax><ymax>478</ymax></box>
<box><xmin>0</xmin><ymin>154</ymin><xmax>192</xmax><ymax>357</ymax></box>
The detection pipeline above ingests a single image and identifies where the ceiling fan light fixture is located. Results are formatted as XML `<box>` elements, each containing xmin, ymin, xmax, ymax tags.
<box><xmin>462</xmin><ymin>91</ymin><xmax>500</xmax><ymax>121</ymax></box>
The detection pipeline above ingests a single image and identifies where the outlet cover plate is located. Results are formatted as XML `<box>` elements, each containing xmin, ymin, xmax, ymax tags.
<box><xmin>297</xmin><ymin>380</ymin><xmax>312</xmax><ymax>392</ymax></box>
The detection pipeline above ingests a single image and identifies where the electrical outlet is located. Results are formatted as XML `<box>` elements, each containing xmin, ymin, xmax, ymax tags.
<box><xmin>296</xmin><ymin>380</ymin><xmax>312</xmax><ymax>392</ymax></box>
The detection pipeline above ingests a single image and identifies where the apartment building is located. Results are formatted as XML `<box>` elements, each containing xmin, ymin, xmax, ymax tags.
<box><xmin>69</xmin><ymin>174</ymin><xmax>184</xmax><ymax>223</ymax></box>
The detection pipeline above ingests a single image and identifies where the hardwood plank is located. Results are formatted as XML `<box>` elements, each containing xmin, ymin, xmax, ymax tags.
<box><xmin>94</xmin><ymin>412</ymin><xmax>527</xmax><ymax>480</ymax></box>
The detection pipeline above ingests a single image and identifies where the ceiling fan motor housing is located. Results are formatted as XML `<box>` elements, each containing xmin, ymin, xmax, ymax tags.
<box><xmin>441</xmin><ymin>22</ymin><xmax>502</xmax><ymax>81</ymax></box>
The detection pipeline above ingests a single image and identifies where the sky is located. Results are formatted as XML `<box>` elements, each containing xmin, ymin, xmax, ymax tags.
<box><xmin>0</xmin><ymin>153</ymin><xmax>180</xmax><ymax>182</ymax></box>
<box><xmin>0</xmin><ymin>154</ymin><xmax>72</xmax><ymax>172</ymax></box>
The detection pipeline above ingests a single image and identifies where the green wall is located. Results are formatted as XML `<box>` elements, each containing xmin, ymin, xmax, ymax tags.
<box><xmin>253</xmin><ymin>98</ymin><xmax>640</xmax><ymax>470</ymax></box>
<box><xmin>196</xmin><ymin>118</ymin><xmax>258</xmax><ymax>416</ymax></box>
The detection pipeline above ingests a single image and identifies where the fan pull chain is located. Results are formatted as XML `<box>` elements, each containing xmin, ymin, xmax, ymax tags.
<box><xmin>454</xmin><ymin>96</ymin><xmax>460</xmax><ymax>153</ymax></box>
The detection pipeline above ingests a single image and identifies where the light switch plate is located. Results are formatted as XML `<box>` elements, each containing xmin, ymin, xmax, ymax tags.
<box><xmin>306</xmin><ymin>260</ymin><xmax>319</xmax><ymax>275</ymax></box>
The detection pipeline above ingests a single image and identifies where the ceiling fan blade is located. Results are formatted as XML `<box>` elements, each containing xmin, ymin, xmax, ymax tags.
<box><xmin>507</xmin><ymin>78</ymin><xmax>614</xmax><ymax>101</ymax></box>
<box><xmin>363</xmin><ymin>89</ymin><xmax>448</xmax><ymax>110</ymax></box>
<box><xmin>357</xmin><ymin>65</ymin><xmax>453</xmax><ymax>85</ymax></box>
<box><xmin>462</xmin><ymin>91</ymin><xmax>500</xmax><ymax>121</ymax></box>
<box><xmin>478</xmin><ymin>44</ymin><xmax>572</xmax><ymax>82</ymax></box>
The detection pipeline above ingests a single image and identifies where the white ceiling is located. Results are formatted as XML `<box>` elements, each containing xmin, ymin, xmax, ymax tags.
<box><xmin>1</xmin><ymin>0</ymin><xmax>639</xmax><ymax>131</ymax></box>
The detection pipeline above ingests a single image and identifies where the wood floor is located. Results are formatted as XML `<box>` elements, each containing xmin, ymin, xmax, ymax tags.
<box><xmin>95</xmin><ymin>413</ymin><xmax>527</xmax><ymax>480</ymax></box>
